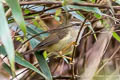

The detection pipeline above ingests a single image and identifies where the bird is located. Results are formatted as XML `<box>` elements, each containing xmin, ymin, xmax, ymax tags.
<box><xmin>24</xmin><ymin>14</ymin><xmax>81</xmax><ymax>56</ymax></box>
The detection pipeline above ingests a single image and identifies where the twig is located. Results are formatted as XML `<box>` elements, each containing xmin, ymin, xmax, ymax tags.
<box><xmin>71</xmin><ymin>14</ymin><xmax>89</xmax><ymax>80</ymax></box>
<box><xmin>27</xmin><ymin>8</ymin><xmax>86</xmax><ymax>18</ymax></box>
<box><xmin>25</xmin><ymin>5</ymin><xmax>61</xmax><ymax>16</ymax></box>
<box><xmin>4</xmin><ymin>1</ymin><xmax>120</xmax><ymax>11</ymax></box>
<box><xmin>81</xmin><ymin>29</ymin><xmax>120</xmax><ymax>39</ymax></box>
<box><xmin>24</xmin><ymin>9</ymin><xmax>84</xmax><ymax>19</ymax></box>
<box><xmin>4</xmin><ymin>1</ymin><xmax>120</xmax><ymax>10</ymax></box>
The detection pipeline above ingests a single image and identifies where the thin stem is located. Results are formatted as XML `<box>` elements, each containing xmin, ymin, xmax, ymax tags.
<box><xmin>4</xmin><ymin>1</ymin><xmax>120</xmax><ymax>10</ymax></box>
<box><xmin>71</xmin><ymin>15</ymin><xmax>89</xmax><ymax>80</ymax></box>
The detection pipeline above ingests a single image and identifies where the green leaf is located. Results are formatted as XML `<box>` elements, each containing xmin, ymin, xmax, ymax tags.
<box><xmin>62</xmin><ymin>0</ymin><xmax>68</xmax><ymax>6</ymax></box>
<box><xmin>94</xmin><ymin>13</ymin><xmax>102</xmax><ymax>19</ymax></box>
<box><xmin>115</xmin><ymin>0</ymin><xmax>120</xmax><ymax>5</ymax></box>
<box><xmin>29</xmin><ymin>37</ymin><xmax>40</xmax><ymax>48</ymax></box>
<box><xmin>0</xmin><ymin>46</ymin><xmax>7</xmax><ymax>55</ymax></box>
<box><xmin>90</xmin><ymin>0</ymin><xmax>96</xmax><ymax>3</ymax></box>
<box><xmin>29</xmin><ymin>35</ymin><xmax>51</xmax><ymax>79</ymax></box>
<box><xmin>0</xmin><ymin>2</ymin><xmax>15</xmax><ymax>74</ymax></box>
<box><xmin>35</xmin><ymin>52</ymin><xmax>52</xmax><ymax>80</ymax></box>
<box><xmin>24</xmin><ymin>9</ymin><xmax>30</xmax><ymax>14</ymax></box>
<box><xmin>33</xmin><ymin>19</ymin><xmax>41</xmax><ymax>28</ymax></box>
<box><xmin>73</xmin><ymin>0</ymin><xmax>84</xmax><ymax>3</ymax></box>
<box><xmin>88</xmin><ymin>25</ymin><xmax>97</xmax><ymax>40</ymax></box>
<box><xmin>2</xmin><ymin>63</ymin><xmax>12</xmax><ymax>75</ymax></box>
<box><xmin>0</xmin><ymin>46</ymin><xmax>47</xmax><ymax>79</ymax></box>
<box><xmin>5</xmin><ymin>0</ymin><xmax>26</xmax><ymax>35</ymax></box>
<box><xmin>66</xmin><ymin>7</ymin><xmax>85</xmax><ymax>21</ymax></box>
<box><xmin>43</xmin><ymin>51</ymin><xmax>48</xmax><ymax>59</ymax></box>
<box><xmin>55</xmin><ymin>8</ymin><xmax>62</xmax><ymax>17</ymax></box>
<box><xmin>15</xmin><ymin>54</ymin><xmax>48</xmax><ymax>79</ymax></box>
<box><xmin>54</xmin><ymin>16</ymin><xmax>60</xmax><ymax>21</ymax></box>
<box><xmin>54</xmin><ymin>8</ymin><xmax>62</xmax><ymax>19</ymax></box>
<box><xmin>27</xmin><ymin>23</ymin><xmax>48</xmax><ymax>41</ymax></box>
<box><xmin>68</xmin><ymin>5</ymin><xmax>102</xmax><ymax>15</ymax></box>
<box><xmin>112</xmin><ymin>32</ymin><xmax>120</xmax><ymax>42</ymax></box>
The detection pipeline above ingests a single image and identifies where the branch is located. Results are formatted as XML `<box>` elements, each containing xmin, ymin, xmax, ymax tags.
<box><xmin>4</xmin><ymin>1</ymin><xmax>120</xmax><ymax>10</ymax></box>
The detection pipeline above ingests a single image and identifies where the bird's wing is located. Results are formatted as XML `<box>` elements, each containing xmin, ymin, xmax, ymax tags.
<box><xmin>35</xmin><ymin>33</ymin><xmax>60</xmax><ymax>49</ymax></box>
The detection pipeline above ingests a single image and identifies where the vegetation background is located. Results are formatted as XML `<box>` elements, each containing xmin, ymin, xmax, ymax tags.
<box><xmin>0</xmin><ymin>0</ymin><xmax>120</xmax><ymax>80</ymax></box>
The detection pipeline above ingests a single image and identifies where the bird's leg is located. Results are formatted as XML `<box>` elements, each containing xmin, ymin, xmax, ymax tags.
<box><xmin>58</xmin><ymin>42</ymin><xmax>76</xmax><ymax>62</ymax></box>
<box><xmin>59</xmin><ymin>51</ymin><xmax>72</xmax><ymax>60</ymax></box>
<box><xmin>62</xmin><ymin>42</ymin><xmax>76</xmax><ymax>54</ymax></box>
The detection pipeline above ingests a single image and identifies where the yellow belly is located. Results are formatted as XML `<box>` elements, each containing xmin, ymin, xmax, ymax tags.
<box><xmin>46</xmin><ymin>31</ymin><xmax>73</xmax><ymax>53</ymax></box>
<box><xmin>45</xmin><ymin>26</ymin><xmax>80</xmax><ymax>54</ymax></box>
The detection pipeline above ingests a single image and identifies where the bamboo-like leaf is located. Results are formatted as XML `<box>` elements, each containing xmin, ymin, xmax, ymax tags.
<box><xmin>0</xmin><ymin>1</ymin><xmax>15</xmax><ymax>74</ymax></box>
<box><xmin>112</xmin><ymin>32</ymin><xmax>120</xmax><ymax>42</ymax></box>
<box><xmin>68</xmin><ymin>5</ymin><xmax>102</xmax><ymax>15</ymax></box>
<box><xmin>15</xmin><ymin>54</ymin><xmax>48</xmax><ymax>79</ymax></box>
<box><xmin>67</xmin><ymin>8</ymin><xmax>85</xmax><ymax>21</ymax></box>
<box><xmin>35</xmin><ymin>52</ymin><xmax>52</xmax><ymax>80</ymax></box>
<box><xmin>5</xmin><ymin>0</ymin><xmax>26</xmax><ymax>35</ymax></box>
<box><xmin>66</xmin><ymin>7</ymin><xmax>97</xmax><ymax>40</ymax></box>
<box><xmin>27</xmin><ymin>24</ymin><xmax>48</xmax><ymax>42</ymax></box>
<box><xmin>2</xmin><ymin>63</ymin><xmax>12</xmax><ymax>75</ymax></box>
<box><xmin>29</xmin><ymin>34</ymin><xmax>51</xmax><ymax>79</ymax></box>
<box><xmin>115</xmin><ymin>0</ymin><xmax>120</xmax><ymax>4</ymax></box>
<box><xmin>0</xmin><ymin>46</ymin><xmax>7</xmax><ymax>55</ymax></box>
<box><xmin>91</xmin><ymin>0</ymin><xmax>96</xmax><ymax>3</ymax></box>
<box><xmin>0</xmin><ymin>46</ymin><xmax>47</xmax><ymax>79</ymax></box>
<box><xmin>88</xmin><ymin>25</ymin><xmax>97</xmax><ymax>40</ymax></box>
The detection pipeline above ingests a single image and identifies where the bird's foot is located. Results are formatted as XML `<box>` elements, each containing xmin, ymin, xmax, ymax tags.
<box><xmin>58</xmin><ymin>51</ymin><xmax>72</xmax><ymax>63</ymax></box>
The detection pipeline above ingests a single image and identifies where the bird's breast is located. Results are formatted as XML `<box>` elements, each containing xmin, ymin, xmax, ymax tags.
<box><xmin>45</xmin><ymin>30</ymin><xmax>76</xmax><ymax>53</ymax></box>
